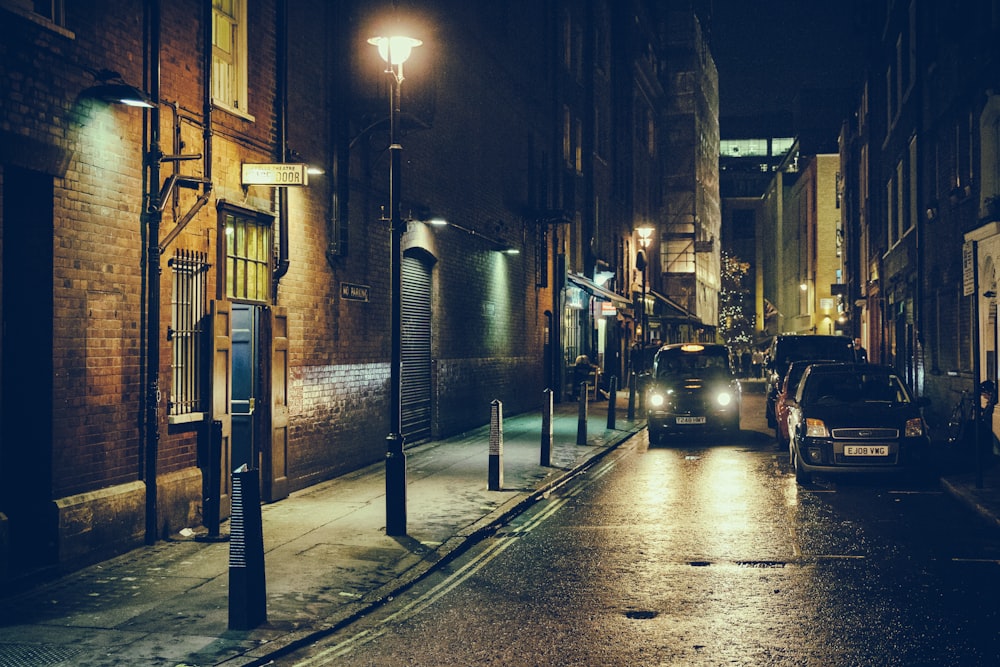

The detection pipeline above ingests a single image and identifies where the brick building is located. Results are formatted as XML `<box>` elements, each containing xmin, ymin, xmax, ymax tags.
<box><xmin>0</xmin><ymin>0</ymin><xmax>719</xmax><ymax>582</ymax></box>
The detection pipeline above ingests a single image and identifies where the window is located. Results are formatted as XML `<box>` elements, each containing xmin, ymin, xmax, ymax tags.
<box><xmin>221</xmin><ymin>207</ymin><xmax>272</xmax><ymax>302</ymax></box>
<box><xmin>212</xmin><ymin>0</ymin><xmax>251</xmax><ymax>117</ymax></box>
<box><xmin>169</xmin><ymin>250</ymin><xmax>209</xmax><ymax>418</ymax></box>
<box><xmin>1</xmin><ymin>0</ymin><xmax>67</xmax><ymax>29</ymax></box>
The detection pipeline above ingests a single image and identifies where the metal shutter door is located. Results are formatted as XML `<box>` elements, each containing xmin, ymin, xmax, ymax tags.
<box><xmin>401</xmin><ymin>255</ymin><xmax>432</xmax><ymax>442</ymax></box>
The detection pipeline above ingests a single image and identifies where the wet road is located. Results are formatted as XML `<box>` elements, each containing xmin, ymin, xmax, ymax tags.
<box><xmin>274</xmin><ymin>393</ymin><xmax>1000</xmax><ymax>666</ymax></box>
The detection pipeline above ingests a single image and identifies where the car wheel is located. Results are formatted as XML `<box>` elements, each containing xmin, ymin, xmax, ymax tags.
<box><xmin>793</xmin><ymin>446</ymin><xmax>812</xmax><ymax>484</ymax></box>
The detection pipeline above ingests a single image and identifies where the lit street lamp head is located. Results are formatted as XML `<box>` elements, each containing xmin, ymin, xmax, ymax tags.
<box><xmin>368</xmin><ymin>35</ymin><xmax>422</xmax><ymax>78</ymax></box>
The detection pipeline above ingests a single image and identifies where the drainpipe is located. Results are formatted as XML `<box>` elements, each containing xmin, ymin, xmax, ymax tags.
<box><xmin>142</xmin><ymin>0</ymin><xmax>163</xmax><ymax>545</ymax></box>
<box><xmin>272</xmin><ymin>0</ymin><xmax>290</xmax><ymax>291</ymax></box>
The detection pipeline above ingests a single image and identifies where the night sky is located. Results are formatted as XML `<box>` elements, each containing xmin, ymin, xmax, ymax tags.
<box><xmin>701</xmin><ymin>0</ymin><xmax>869</xmax><ymax>121</ymax></box>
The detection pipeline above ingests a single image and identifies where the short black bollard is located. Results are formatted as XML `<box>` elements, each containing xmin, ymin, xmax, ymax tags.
<box><xmin>606</xmin><ymin>375</ymin><xmax>617</xmax><ymax>429</ymax></box>
<box><xmin>197</xmin><ymin>419</ymin><xmax>227</xmax><ymax>542</ymax></box>
<box><xmin>541</xmin><ymin>388</ymin><xmax>553</xmax><ymax>466</ymax></box>
<box><xmin>577</xmin><ymin>383</ymin><xmax>588</xmax><ymax>445</ymax></box>
<box><xmin>627</xmin><ymin>372</ymin><xmax>636</xmax><ymax>420</ymax></box>
<box><xmin>488</xmin><ymin>399</ymin><xmax>504</xmax><ymax>491</ymax></box>
<box><xmin>229</xmin><ymin>465</ymin><xmax>267</xmax><ymax>630</ymax></box>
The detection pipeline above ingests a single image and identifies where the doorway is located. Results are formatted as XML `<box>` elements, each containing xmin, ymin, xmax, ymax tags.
<box><xmin>231</xmin><ymin>303</ymin><xmax>259</xmax><ymax>471</ymax></box>
<box><xmin>1</xmin><ymin>167</ymin><xmax>55</xmax><ymax>572</ymax></box>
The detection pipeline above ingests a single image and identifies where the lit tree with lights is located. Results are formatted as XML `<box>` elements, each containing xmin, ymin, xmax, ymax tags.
<box><xmin>719</xmin><ymin>250</ymin><xmax>755</xmax><ymax>349</ymax></box>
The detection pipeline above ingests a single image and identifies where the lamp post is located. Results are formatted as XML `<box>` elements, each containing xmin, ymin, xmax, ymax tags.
<box><xmin>369</xmin><ymin>33</ymin><xmax>422</xmax><ymax>537</ymax></box>
<box><xmin>636</xmin><ymin>227</ymin><xmax>654</xmax><ymax>353</ymax></box>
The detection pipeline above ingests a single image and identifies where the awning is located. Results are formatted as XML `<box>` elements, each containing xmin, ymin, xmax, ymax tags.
<box><xmin>648</xmin><ymin>290</ymin><xmax>699</xmax><ymax>322</ymax></box>
<box><xmin>566</xmin><ymin>272</ymin><xmax>631</xmax><ymax>307</ymax></box>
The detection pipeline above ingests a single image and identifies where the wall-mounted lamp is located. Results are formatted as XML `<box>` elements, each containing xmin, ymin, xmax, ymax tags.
<box><xmin>287</xmin><ymin>149</ymin><xmax>325</xmax><ymax>175</ymax></box>
<box><xmin>636</xmin><ymin>226</ymin><xmax>654</xmax><ymax>248</ymax></box>
<box><xmin>425</xmin><ymin>216</ymin><xmax>517</xmax><ymax>253</ymax></box>
<box><xmin>86</xmin><ymin>68</ymin><xmax>155</xmax><ymax>108</ymax></box>
<box><xmin>800</xmin><ymin>283</ymin><xmax>808</xmax><ymax>292</ymax></box>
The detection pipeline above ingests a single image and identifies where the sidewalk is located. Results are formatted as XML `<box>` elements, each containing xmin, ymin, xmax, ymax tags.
<box><xmin>0</xmin><ymin>397</ymin><xmax>643</xmax><ymax>667</ymax></box>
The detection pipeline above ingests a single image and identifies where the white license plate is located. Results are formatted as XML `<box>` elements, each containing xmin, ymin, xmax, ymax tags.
<box><xmin>676</xmin><ymin>416</ymin><xmax>706</xmax><ymax>425</ymax></box>
<box><xmin>844</xmin><ymin>445</ymin><xmax>889</xmax><ymax>457</ymax></box>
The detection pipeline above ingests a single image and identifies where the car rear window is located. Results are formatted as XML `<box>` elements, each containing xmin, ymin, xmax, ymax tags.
<box><xmin>776</xmin><ymin>337</ymin><xmax>854</xmax><ymax>365</ymax></box>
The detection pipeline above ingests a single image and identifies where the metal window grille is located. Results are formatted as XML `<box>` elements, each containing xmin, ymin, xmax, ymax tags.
<box><xmin>169</xmin><ymin>250</ymin><xmax>209</xmax><ymax>415</ymax></box>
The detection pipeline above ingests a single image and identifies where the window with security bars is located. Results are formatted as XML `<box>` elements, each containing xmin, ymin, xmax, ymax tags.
<box><xmin>169</xmin><ymin>250</ymin><xmax>209</xmax><ymax>416</ymax></box>
<box><xmin>222</xmin><ymin>209</ymin><xmax>272</xmax><ymax>302</ymax></box>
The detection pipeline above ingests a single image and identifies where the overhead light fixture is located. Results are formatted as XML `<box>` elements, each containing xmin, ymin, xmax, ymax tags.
<box><xmin>85</xmin><ymin>68</ymin><xmax>155</xmax><ymax>108</ymax></box>
<box><xmin>95</xmin><ymin>83</ymin><xmax>156</xmax><ymax>108</ymax></box>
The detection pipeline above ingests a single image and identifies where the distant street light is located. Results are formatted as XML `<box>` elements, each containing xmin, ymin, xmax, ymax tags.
<box><xmin>369</xmin><ymin>31</ymin><xmax>422</xmax><ymax>537</ymax></box>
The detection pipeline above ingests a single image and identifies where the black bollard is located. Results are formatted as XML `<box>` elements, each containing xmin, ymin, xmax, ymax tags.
<box><xmin>541</xmin><ymin>388</ymin><xmax>553</xmax><ymax>466</ymax></box>
<box><xmin>488</xmin><ymin>399</ymin><xmax>504</xmax><ymax>491</ymax></box>
<box><xmin>577</xmin><ymin>383</ymin><xmax>588</xmax><ymax>445</ymax></box>
<box><xmin>197</xmin><ymin>420</ymin><xmax>225</xmax><ymax>542</ymax></box>
<box><xmin>627</xmin><ymin>372</ymin><xmax>636</xmax><ymax>421</ymax></box>
<box><xmin>229</xmin><ymin>466</ymin><xmax>267</xmax><ymax>630</ymax></box>
<box><xmin>606</xmin><ymin>375</ymin><xmax>617</xmax><ymax>429</ymax></box>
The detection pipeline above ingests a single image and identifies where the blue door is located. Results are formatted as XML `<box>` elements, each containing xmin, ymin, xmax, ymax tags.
<box><xmin>231</xmin><ymin>303</ymin><xmax>258</xmax><ymax>471</ymax></box>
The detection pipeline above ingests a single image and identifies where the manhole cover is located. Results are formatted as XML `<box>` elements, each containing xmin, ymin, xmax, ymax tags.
<box><xmin>624</xmin><ymin>610</ymin><xmax>658</xmax><ymax>620</ymax></box>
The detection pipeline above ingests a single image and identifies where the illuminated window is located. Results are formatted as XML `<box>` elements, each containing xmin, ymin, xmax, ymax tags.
<box><xmin>222</xmin><ymin>208</ymin><xmax>272</xmax><ymax>303</ymax></box>
<box><xmin>212</xmin><ymin>0</ymin><xmax>251</xmax><ymax>117</ymax></box>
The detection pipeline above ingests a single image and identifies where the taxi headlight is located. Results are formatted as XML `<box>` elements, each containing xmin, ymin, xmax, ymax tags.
<box><xmin>904</xmin><ymin>417</ymin><xmax>925</xmax><ymax>438</ymax></box>
<box><xmin>649</xmin><ymin>392</ymin><xmax>666</xmax><ymax>408</ymax></box>
<box><xmin>716</xmin><ymin>391</ymin><xmax>733</xmax><ymax>407</ymax></box>
<box><xmin>805</xmin><ymin>417</ymin><xmax>828</xmax><ymax>438</ymax></box>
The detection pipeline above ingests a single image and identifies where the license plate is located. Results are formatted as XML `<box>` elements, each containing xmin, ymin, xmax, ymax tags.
<box><xmin>676</xmin><ymin>416</ymin><xmax>706</xmax><ymax>425</ymax></box>
<box><xmin>844</xmin><ymin>445</ymin><xmax>889</xmax><ymax>457</ymax></box>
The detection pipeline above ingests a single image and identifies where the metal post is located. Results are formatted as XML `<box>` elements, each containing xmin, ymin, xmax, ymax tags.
<box><xmin>577</xmin><ymin>384</ymin><xmax>588</xmax><ymax>445</ymax></box>
<box><xmin>228</xmin><ymin>466</ymin><xmax>266</xmax><ymax>630</ymax></box>
<box><xmin>627</xmin><ymin>371</ymin><xmax>636</xmax><ymax>420</ymax></box>
<box><xmin>385</xmin><ymin>60</ymin><xmax>407</xmax><ymax>535</ymax></box>
<box><xmin>489</xmin><ymin>399</ymin><xmax>504</xmax><ymax>491</ymax></box>
<box><xmin>606</xmin><ymin>375</ymin><xmax>617</xmax><ymax>429</ymax></box>
<box><xmin>541</xmin><ymin>389</ymin><xmax>553</xmax><ymax>466</ymax></box>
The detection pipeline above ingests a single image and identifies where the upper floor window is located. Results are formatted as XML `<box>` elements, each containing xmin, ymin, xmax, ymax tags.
<box><xmin>213</xmin><ymin>0</ymin><xmax>252</xmax><ymax>118</ymax></box>
<box><xmin>1</xmin><ymin>0</ymin><xmax>68</xmax><ymax>30</ymax></box>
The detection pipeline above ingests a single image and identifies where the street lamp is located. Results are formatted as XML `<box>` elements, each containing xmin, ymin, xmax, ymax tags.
<box><xmin>635</xmin><ymin>227</ymin><xmax>654</xmax><ymax>350</ymax></box>
<box><xmin>370</xmin><ymin>31</ymin><xmax>422</xmax><ymax>537</ymax></box>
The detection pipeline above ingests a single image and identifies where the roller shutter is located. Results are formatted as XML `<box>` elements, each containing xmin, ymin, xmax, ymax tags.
<box><xmin>401</xmin><ymin>255</ymin><xmax>432</xmax><ymax>442</ymax></box>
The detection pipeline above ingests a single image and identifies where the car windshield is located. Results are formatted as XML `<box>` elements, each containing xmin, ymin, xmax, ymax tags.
<box><xmin>656</xmin><ymin>349</ymin><xmax>731</xmax><ymax>378</ymax></box>
<box><xmin>803</xmin><ymin>371</ymin><xmax>910</xmax><ymax>405</ymax></box>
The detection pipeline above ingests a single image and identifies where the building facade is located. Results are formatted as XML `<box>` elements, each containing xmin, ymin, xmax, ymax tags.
<box><xmin>0</xmin><ymin>1</ymin><xmax>719</xmax><ymax>582</ymax></box>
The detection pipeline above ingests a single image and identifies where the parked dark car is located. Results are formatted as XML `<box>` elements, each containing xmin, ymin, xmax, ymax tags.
<box><xmin>786</xmin><ymin>363</ymin><xmax>930</xmax><ymax>483</ymax></box>
<box><xmin>764</xmin><ymin>334</ymin><xmax>857</xmax><ymax>428</ymax></box>
<box><xmin>645</xmin><ymin>343</ymin><xmax>741</xmax><ymax>442</ymax></box>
